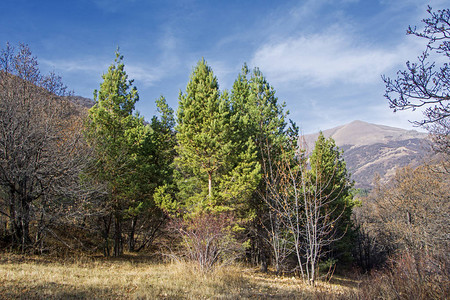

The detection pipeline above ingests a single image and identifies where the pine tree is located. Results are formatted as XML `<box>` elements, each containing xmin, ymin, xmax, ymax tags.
<box><xmin>126</xmin><ymin>96</ymin><xmax>177</xmax><ymax>251</ymax></box>
<box><xmin>230</xmin><ymin>65</ymin><xmax>296</xmax><ymax>271</ymax></box>
<box><xmin>84</xmin><ymin>51</ymin><xmax>152</xmax><ymax>256</ymax></box>
<box><xmin>309</xmin><ymin>132</ymin><xmax>355</xmax><ymax>264</ymax></box>
<box><xmin>175</xmin><ymin>59</ymin><xmax>260</xmax><ymax>213</ymax></box>
<box><xmin>147</xmin><ymin>96</ymin><xmax>176</xmax><ymax>189</ymax></box>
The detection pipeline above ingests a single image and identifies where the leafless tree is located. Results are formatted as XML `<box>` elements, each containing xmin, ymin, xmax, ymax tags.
<box><xmin>360</xmin><ymin>164</ymin><xmax>449</xmax><ymax>259</ymax></box>
<box><xmin>263</xmin><ymin>142</ymin><xmax>349</xmax><ymax>285</ymax></box>
<box><xmin>383</xmin><ymin>6</ymin><xmax>450</xmax><ymax>156</ymax></box>
<box><xmin>301</xmin><ymin>157</ymin><xmax>347</xmax><ymax>285</ymax></box>
<box><xmin>257</xmin><ymin>140</ymin><xmax>295</xmax><ymax>275</ymax></box>
<box><xmin>353</xmin><ymin>163</ymin><xmax>450</xmax><ymax>297</ymax></box>
<box><xmin>0</xmin><ymin>43</ymin><xmax>88</xmax><ymax>252</ymax></box>
<box><xmin>259</xmin><ymin>208</ymin><xmax>294</xmax><ymax>275</ymax></box>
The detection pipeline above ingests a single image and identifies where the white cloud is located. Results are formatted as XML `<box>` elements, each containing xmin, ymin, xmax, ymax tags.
<box><xmin>126</xmin><ymin>65</ymin><xmax>165</xmax><ymax>87</ymax></box>
<box><xmin>251</xmin><ymin>29</ymin><xmax>424</xmax><ymax>88</ymax></box>
<box><xmin>41</xmin><ymin>58</ymin><xmax>108</xmax><ymax>74</ymax></box>
<box><xmin>208</xmin><ymin>59</ymin><xmax>242</xmax><ymax>90</ymax></box>
<box><xmin>41</xmin><ymin>56</ymin><xmax>167</xmax><ymax>88</ymax></box>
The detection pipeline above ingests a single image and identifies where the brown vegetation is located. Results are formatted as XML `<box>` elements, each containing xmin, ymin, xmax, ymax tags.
<box><xmin>0</xmin><ymin>254</ymin><xmax>356</xmax><ymax>299</ymax></box>
<box><xmin>352</xmin><ymin>161</ymin><xmax>450</xmax><ymax>299</ymax></box>
<box><xmin>356</xmin><ymin>252</ymin><xmax>449</xmax><ymax>299</ymax></box>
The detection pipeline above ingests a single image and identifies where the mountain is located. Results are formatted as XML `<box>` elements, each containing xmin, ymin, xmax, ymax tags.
<box><xmin>303</xmin><ymin>120</ymin><xmax>432</xmax><ymax>189</ymax></box>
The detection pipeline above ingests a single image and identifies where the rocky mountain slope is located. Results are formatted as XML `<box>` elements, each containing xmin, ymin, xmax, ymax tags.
<box><xmin>303</xmin><ymin>120</ymin><xmax>432</xmax><ymax>189</ymax></box>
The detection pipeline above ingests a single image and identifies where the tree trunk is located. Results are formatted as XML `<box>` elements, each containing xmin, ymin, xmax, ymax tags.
<box><xmin>256</xmin><ymin>222</ymin><xmax>268</xmax><ymax>273</ymax></box>
<box><xmin>102</xmin><ymin>214</ymin><xmax>112</xmax><ymax>257</ymax></box>
<box><xmin>208</xmin><ymin>172</ymin><xmax>212</xmax><ymax>202</ymax></box>
<box><xmin>8</xmin><ymin>191</ymin><xmax>18</xmax><ymax>242</ymax></box>
<box><xmin>113</xmin><ymin>211</ymin><xmax>123</xmax><ymax>256</ymax></box>
<box><xmin>19</xmin><ymin>198</ymin><xmax>32</xmax><ymax>253</ymax></box>
<box><xmin>128</xmin><ymin>216</ymin><xmax>137</xmax><ymax>252</ymax></box>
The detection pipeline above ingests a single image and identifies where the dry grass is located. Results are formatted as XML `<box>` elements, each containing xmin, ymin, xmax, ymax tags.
<box><xmin>0</xmin><ymin>254</ymin><xmax>356</xmax><ymax>299</ymax></box>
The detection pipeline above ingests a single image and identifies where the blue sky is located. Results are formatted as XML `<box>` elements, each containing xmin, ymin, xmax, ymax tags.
<box><xmin>1</xmin><ymin>0</ymin><xmax>447</xmax><ymax>133</ymax></box>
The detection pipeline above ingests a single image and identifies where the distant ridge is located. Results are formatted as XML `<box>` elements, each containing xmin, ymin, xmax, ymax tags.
<box><xmin>65</xmin><ymin>95</ymin><xmax>95</xmax><ymax>108</ymax></box>
<box><xmin>303</xmin><ymin>120</ymin><xmax>426</xmax><ymax>149</ymax></box>
<box><xmin>303</xmin><ymin>120</ymin><xmax>432</xmax><ymax>189</ymax></box>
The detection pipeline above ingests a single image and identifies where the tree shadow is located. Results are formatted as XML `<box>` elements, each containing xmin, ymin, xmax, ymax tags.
<box><xmin>0</xmin><ymin>282</ymin><xmax>121</xmax><ymax>300</ymax></box>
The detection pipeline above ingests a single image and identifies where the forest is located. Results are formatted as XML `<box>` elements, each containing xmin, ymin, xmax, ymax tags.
<box><xmin>0</xmin><ymin>7</ymin><xmax>449</xmax><ymax>299</ymax></box>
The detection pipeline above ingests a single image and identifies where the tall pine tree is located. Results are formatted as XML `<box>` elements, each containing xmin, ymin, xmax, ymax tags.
<box><xmin>175</xmin><ymin>59</ymin><xmax>260</xmax><ymax>214</ymax></box>
<box><xmin>309</xmin><ymin>132</ymin><xmax>355</xmax><ymax>264</ymax></box>
<box><xmin>230</xmin><ymin>65</ymin><xmax>297</xmax><ymax>270</ymax></box>
<box><xmin>84</xmin><ymin>51</ymin><xmax>152</xmax><ymax>256</ymax></box>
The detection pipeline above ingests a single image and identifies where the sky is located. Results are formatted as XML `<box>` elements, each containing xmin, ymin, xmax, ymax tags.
<box><xmin>1</xmin><ymin>0</ymin><xmax>447</xmax><ymax>133</ymax></box>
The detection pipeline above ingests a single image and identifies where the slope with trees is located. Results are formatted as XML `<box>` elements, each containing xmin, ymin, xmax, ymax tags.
<box><xmin>6</xmin><ymin>17</ymin><xmax>450</xmax><ymax>295</ymax></box>
<box><xmin>0</xmin><ymin>43</ymin><xmax>88</xmax><ymax>252</ymax></box>
<box><xmin>347</xmin><ymin>7</ymin><xmax>450</xmax><ymax>297</ymax></box>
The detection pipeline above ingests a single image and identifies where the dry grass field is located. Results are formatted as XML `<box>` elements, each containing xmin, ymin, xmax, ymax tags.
<box><xmin>0</xmin><ymin>254</ymin><xmax>357</xmax><ymax>299</ymax></box>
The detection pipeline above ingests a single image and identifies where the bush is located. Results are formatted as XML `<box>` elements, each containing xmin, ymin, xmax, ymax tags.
<box><xmin>164</xmin><ymin>212</ymin><xmax>245</xmax><ymax>273</ymax></box>
<box><xmin>356</xmin><ymin>251</ymin><xmax>449</xmax><ymax>299</ymax></box>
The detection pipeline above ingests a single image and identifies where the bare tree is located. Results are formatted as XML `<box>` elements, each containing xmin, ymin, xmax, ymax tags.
<box><xmin>263</xmin><ymin>135</ymin><xmax>353</xmax><ymax>285</ymax></box>
<box><xmin>263</xmin><ymin>148</ymin><xmax>305</xmax><ymax>279</ymax></box>
<box><xmin>383</xmin><ymin>6</ymin><xmax>450</xmax><ymax>156</ymax></box>
<box><xmin>300</xmin><ymin>149</ymin><xmax>348</xmax><ymax>285</ymax></box>
<box><xmin>353</xmin><ymin>163</ymin><xmax>450</xmax><ymax>298</ymax></box>
<box><xmin>259</xmin><ymin>208</ymin><xmax>294</xmax><ymax>275</ymax></box>
<box><xmin>361</xmin><ymin>164</ymin><xmax>449</xmax><ymax>259</ymax></box>
<box><xmin>0</xmin><ymin>43</ymin><xmax>87</xmax><ymax>252</ymax></box>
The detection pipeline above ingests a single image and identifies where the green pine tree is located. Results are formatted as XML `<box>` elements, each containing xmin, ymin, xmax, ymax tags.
<box><xmin>175</xmin><ymin>59</ymin><xmax>260</xmax><ymax>214</ymax></box>
<box><xmin>309</xmin><ymin>132</ymin><xmax>356</xmax><ymax>264</ymax></box>
<box><xmin>230</xmin><ymin>65</ymin><xmax>297</xmax><ymax>271</ymax></box>
<box><xmin>84</xmin><ymin>51</ymin><xmax>153</xmax><ymax>256</ymax></box>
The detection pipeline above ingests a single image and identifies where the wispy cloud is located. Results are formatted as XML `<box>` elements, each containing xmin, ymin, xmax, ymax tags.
<box><xmin>41</xmin><ymin>31</ymin><xmax>181</xmax><ymax>89</ymax></box>
<box><xmin>126</xmin><ymin>64</ymin><xmax>165</xmax><ymax>87</ymax></box>
<box><xmin>207</xmin><ymin>59</ymin><xmax>242</xmax><ymax>90</ymax></box>
<box><xmin>251</xmin><ymin>28</ymin><xmax>424</xmax><ymax>88</ymax></box>
<box><xmin>40</xmin><ymin>57</ymin><xmax>108</xmax><ymax>74</ymax></box>
<box><xmin>126</xmin><ymin>29</ymin><xmax>183</xmax><ymax>88</ymax></box>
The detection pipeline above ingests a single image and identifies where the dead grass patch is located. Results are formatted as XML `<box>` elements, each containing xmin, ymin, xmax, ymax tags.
<box><xmin>0</xmin><ymin>254</ymin><xmax>356</xmax><ymax>299</ymax></box>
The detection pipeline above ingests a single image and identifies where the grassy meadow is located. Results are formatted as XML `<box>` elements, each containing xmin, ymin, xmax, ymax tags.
<box><xmin>0</xmin><ymin>254</ymin><xmax>358</xmax><ymax>299</ymax></box>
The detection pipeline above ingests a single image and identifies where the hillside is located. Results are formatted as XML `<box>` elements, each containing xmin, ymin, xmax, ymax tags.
<box><xmin>65</xmin><ymin>95</ymin><xmax>95</xmax><ymax>108</ymax></box>
<box><xmin>303</xmin><ymin>120</ymin><xmax>432</xmax><ymax>189</ymax></box>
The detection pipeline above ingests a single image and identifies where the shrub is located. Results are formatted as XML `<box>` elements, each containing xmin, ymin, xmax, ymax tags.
<box><xmin>356</xmin><ymin>251</ymin><xmax>449</xmax><ymax>299</ymax></box>
<box><xmin>164</xmin><ymin>212</ymin><xmax>245</xmax><ymax>273</ymax></box>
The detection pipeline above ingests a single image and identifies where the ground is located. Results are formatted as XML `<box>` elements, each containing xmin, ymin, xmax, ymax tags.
<box><xmin>0</xmin><ymin>254</ymin><xmax>357</xmax><ymax>299</ymax></box>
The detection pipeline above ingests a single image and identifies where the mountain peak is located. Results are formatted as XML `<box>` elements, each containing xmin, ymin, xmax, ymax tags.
<box><xmin>303</xmin><ymin>120</ymin><xmax>431</xmax><ymax>189</ymax></box>
<box><xmin>305</xmin><ymin>120</ymin><xmax>426</xmax><ymax>148</ymax></box>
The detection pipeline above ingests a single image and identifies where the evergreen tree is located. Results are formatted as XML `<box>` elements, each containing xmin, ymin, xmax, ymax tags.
<box><xmin>84</xmin><ymin>51</ymin><xmax>152</xmax><ymax>256</ymax></box>
<box><xmin>126</xmin><ymin>96</ymin><xmax>177</xmax><ymax>251</ymax></box>
<box><xmin>231</xmin><ymin>65</ymin><xmax>290</xmax><ymax>162</ymax></box>
<box><xmin>148</xmin><ymin>96</ymin><xmax>177</xmax><ymax>188</ymax></box>
<box><xmin>175</xmin><ymin>59</ymin><xmax>260</xmax><ymax>214</ymax></box>
<box><xmin>309</xmin><ymin>132</ymin><xmax>355</xmax><ymax>264</ymax></box>
<box><xmin>230</xmin><ymin>65</ymin><xmax>297</xmax><ymax>270</ymax></box>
